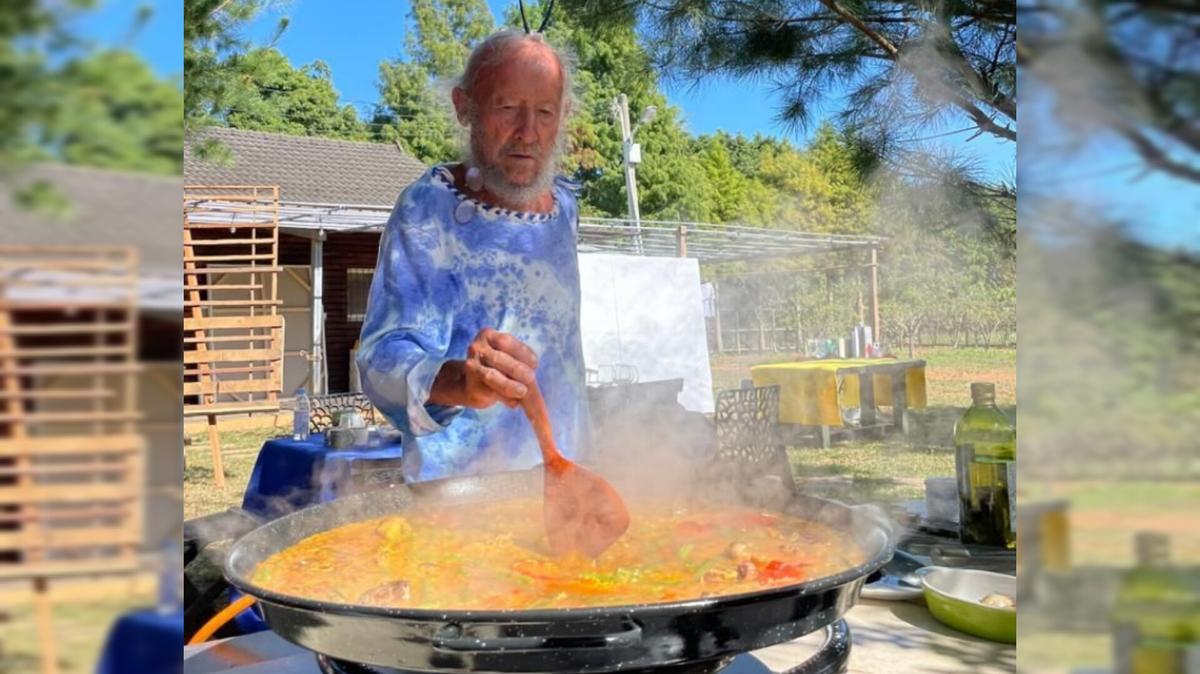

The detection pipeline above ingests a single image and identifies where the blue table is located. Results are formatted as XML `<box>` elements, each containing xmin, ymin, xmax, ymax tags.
<box><xmin>241</xmin><ymin>433</ymin><xmax>406</xmax><ymax>520</ymax></box>
<box><xmin>96</xmin><ymin>608</ymin><xmax>183</xmax><ymax>674</ymax></box>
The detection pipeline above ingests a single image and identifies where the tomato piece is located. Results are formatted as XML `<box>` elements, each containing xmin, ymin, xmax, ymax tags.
<box><xmin>755</xmin><ymin>558</ymin><xmax>809</xmax><ymax>582</ymax></box>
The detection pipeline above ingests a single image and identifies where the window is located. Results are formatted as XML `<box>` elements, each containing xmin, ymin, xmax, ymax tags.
<box><xmin>346</xmin><ymin>268</ymin><xmax>373</xmax><ymax>322</ymax></box>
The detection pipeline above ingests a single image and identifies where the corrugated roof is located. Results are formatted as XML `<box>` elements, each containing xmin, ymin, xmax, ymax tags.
<box><xmin>183</xmin><ymin>127</ymin><xmax>429</xmax><ymax>206</ymax></box>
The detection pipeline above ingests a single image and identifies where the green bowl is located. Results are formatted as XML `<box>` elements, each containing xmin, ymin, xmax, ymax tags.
<box><xmin>918</xmin><ymin>566</ymin><xmax>1016</xmax><ymax>644</ymax></box>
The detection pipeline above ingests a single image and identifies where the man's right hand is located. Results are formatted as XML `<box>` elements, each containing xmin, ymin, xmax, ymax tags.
<box><xmin>429</xmin><ymin>328</ymin><xmax>539</xmax><ymax>409</ymax></box>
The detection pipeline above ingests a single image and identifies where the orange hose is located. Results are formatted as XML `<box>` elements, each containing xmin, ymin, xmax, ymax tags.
<box><xmin>188</xmin><ymin>594</ymin><xmax>257</xmax><ymax>645</ymax></box>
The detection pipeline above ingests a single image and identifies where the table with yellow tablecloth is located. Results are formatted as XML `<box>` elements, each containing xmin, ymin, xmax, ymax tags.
<box><xmin>750</xmin><ymin>358</ymin><xmax>927</xmax><ymax>428</ymax></box>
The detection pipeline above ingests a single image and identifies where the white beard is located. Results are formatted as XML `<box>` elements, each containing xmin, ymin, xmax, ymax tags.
<box><xmin>470</xmin><ymin>152</ymin><xmax>558</xmax><ymax>209</ymax></box>
<box><xmin>464</xmin><ymin>123</ymin><xmax>567</xmax><ymax>210</ymax></box>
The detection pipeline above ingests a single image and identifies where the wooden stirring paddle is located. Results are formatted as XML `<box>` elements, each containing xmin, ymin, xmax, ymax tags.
<box><xmin>520</xmin><ymin>384</ymin><xmax>630</xmax><ymax>558</ymax></box>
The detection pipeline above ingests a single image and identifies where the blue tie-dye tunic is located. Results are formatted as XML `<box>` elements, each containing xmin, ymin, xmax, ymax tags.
<box><xmin>356</xmin><ymin>165</ymin><xmax>590</xmax><ymax>481</ymax></box>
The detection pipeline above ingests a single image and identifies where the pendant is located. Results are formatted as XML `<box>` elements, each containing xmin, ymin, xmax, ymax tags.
<box><xmin>466</xmin><ymin>166</ymin><xmax>483</xmax><ymax>192</ymax></box>
<box><xmin>454</xmin><ymin>200</ymin><xmax>476</xmax><ymax>224</ymax></box>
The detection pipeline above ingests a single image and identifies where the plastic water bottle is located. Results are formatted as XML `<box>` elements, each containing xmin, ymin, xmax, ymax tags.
<box><xmin>293</xmin><ymin>388</ymin><xmax>310</xmax><ymax>441</ymax></box>
<box><xmin>157</xmin><ymin>537</ymin><xmax>182</xmax><ymax>615</ymax></box>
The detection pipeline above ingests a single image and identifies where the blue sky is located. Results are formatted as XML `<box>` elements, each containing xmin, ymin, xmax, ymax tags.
<box><xmin>1020</xmin><ymin>79</ymin><xmax>1199</xmax><ymax>251</ymax></box>
<box><xmin>69</xmin><ymin>0</ymin><xmax>182</xmax><ymax>77</ymax></box>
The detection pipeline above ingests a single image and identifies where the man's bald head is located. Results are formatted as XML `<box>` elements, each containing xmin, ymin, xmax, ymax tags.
<box><xmin>451</xmin><ymin>30</ymin><xmax>575</xmax><ymax>210</ymax></box>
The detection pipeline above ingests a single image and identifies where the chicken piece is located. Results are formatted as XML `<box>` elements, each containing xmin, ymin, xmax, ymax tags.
<box><xmin>726</xmin><ymin>542</ymin><xmax>751</xmax><ymax>562</ymax></box>
<box><xmin>357</xmin><ymin>580</ymin><xmax>412</xmax><ymax>606</ymax></box>
<box><xmin>979</xmin><ymin>593</ymin><xmax>1015</xmax><ymax>609</ymax></box>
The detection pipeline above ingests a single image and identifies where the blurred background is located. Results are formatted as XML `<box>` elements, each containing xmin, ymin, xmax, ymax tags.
<box><xmin>1017</xmin><ymin>1</ymin><xmax>1200</xmax><ymax>673</ymax></box>
<box><xmin>0</xmin><ymin>1</ymin><xmax>182</xmax><ymax>673</ymax></box>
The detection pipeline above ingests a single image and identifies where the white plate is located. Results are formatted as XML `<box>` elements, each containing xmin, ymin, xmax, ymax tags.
<box><xmin>861</xmin><ymin>572</ymin><xmax>925</xmax><ymax>600</ymax></box>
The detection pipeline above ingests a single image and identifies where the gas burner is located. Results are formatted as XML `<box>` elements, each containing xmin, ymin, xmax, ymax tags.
<box><xmin>184</xmin><ymin>620</ymin><xmax>850</xmax><ymax>674</ymax></box>
<box><xmin>316</xmin><ymin>654</ymin><xmax>748</xmax><ymax>674</ymax></box>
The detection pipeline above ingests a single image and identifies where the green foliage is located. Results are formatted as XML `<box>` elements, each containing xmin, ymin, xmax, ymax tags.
<box><xmin>566</xmin><ymin>0</ymin><xmax>1015</xmax><ymax>143</ymax></box>
<box><xmin>222</xmin><ymin>48</ymin><xmax>368</xmax><ymax>140</ymax></box>
<box><xmin>406</xmin><ymin>0</ymin><xmax>495</xmax><ymax>78</ymax></box>
<box><xmin>373</xmin><ymin>60</ymin><xmax>462</xmax><ymax>163</ymax></box>
<box><xmin>184</xmin><ymin>0</ymin><xmax>286</xmax><ymax>133</ymax></box>
<box><xmin>2</xmin><ymin>3</ymin><xmax>182</xmax><ymax>176</ymax></box>
<box><xmin>48</xmin><ymin>50</ymin><xmax>183</xmax><ymax>174</ymax></box>
<box><xmin>372</xmin><ymin>0</ymin><xmax>493</xmax><ymax>163</ymax></box>
<box><xmin>1019</xmin><ymin>212</ymin><xmax>1200</xmax><ymax>479</ymax></box>
<box><xmin>512</xmin><ymin>1</ymin><xmax>709</xmax><ymax>219</ymax></box>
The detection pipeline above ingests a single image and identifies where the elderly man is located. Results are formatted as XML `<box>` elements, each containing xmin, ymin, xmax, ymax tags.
<box><xmin>356</xmin><ymin>30</ymin><xmax>588</xmax><ymax>481</ymax></box>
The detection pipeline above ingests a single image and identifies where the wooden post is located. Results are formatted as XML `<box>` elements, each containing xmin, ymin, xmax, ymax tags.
<box><xmin>206</xmin><ymin>413</ymin><xmax>225</xmax><ymax>489</ymax></box>
<box><xmin>891</xmin><ymin>368</ymin><xmax>909</xmax><ymax>435</ymax></box>
<box><xmin>869</xmin><ymin>246</ymin><xmax>880</xmax><ymax>343</ymax></box>
<box><xmin>734</xmin><ymin>310</ymin><xmax>741</xmax><ymax>353</ymax></box>
<box><xmin>712</xmin><ymin>281</ymin><xmax>724</xmax><ymax>353</ymax></box>
<box><xmin>675</xmin><ymin>224</ymin><xmax>687</xmax><ymax>257</ymax></box>
<box><xmin>34</xmin><ymin>577</ymin><xmax>59</xmax><ymax>674</ymax></box>
<box><xmin>770</xmin><ymin>310</ymin><xmax>777</xmax><ymax>352</ymax></box>
<box><xmin>858</xmin><ymin>370</ymin><xmax>877</xmax><ymax>430</ymax></box>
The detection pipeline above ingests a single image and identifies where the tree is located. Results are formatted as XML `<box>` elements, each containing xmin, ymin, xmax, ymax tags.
<box><xmin>406</xmin><ymin>0</ymin><xmax>495</xmax><ymax>78</ymax></box>
<box><xmin>692</xmin><ymin>135</ymin><xmax>749</xmax><ymax>222</ymax></box>
<box><xmin>373</xmin><ymin>0</ymin><xmax>493</xmax><ymax>162</ymax></box>
<box><xmin>1019</xmin><ymin>1</ymin><xmax>1200</xmax><ymax>183</ymax></box>
<box><xmin>1</xmin><ymin>2</ymin><xmax>182</xmax><ymax>190</ymax></box>
<box><xmin>373</xmin><ymin>61</ymin><xmax>463</xmax><ymax>163</ymax></box>
<box><xmin>503</xmin><ymin>1</ymin><xmax>724</xmax><ymax>219</ymax></box>
<box><xmin>1</xmin><ymin>0</ymin><xmax>98</xmax><ymax>168</ymax></box>
<box><xmin>184</xmin><ymin>0</ymin><xmax>288</xmax><ymax>138</ymax></box>
<box><xmin>564</xmin><ymin>0</ymin><xmax>1015</xmax><ymax>243</ymax></box>
<box><xmin>568</xmin><ymin>0</ymin><xmax>1015</xmax><ymax>145</ymax></box>
<box><xmin>775</xmin><ymin>125</ymin><xmax>875</xmax><ymax>232</ymax></box>
<box><xmin>47</xmin><ymin>50</ymin><xmax>183</xmax><ymax>174</ymax></box>
<box><xmin>223</xmin><ymin>48</ymin><xmax>367</xmax><ymax>140</ymax></box>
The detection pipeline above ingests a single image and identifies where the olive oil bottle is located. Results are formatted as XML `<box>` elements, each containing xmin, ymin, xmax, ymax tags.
<box><xmin>1112</xmin><ymin>533</ymin><xmax>1200</xmax><ymax>674</ymax></box>
<box><xmin>954</xmin><ymin>382</ymin><xmax>1015</xmax><ymax>547</ymax></box>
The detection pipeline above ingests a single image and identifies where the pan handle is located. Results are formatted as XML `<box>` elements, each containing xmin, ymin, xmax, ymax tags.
<box><xmin>431</xmin><ymin>617</ymin><xmax>643</xmax><ymax>653</ymax></box>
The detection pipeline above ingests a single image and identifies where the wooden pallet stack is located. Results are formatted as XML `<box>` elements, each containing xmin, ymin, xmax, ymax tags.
<box><xmin>182</xmin><ymin>186</ymin><xmax>283</xmax><ymax>488</ymax></box>
<box><xmin>0</xmin><ymin>245</ymin><xmax>144</xmax><ymax>674</ymax></box>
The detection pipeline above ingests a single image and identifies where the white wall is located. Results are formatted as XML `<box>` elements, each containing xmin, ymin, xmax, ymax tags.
<box><xmin>579</xmin><ymin>253</ymin><xmax>714</xmax><ymax>414</ymax></box>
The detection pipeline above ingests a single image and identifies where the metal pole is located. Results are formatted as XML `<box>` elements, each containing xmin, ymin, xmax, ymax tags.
<box><xmin>870</xmin><ymin>246</ymin><xmax>880</xmax><ymax>344</ymax></box>
<box><xmin>311</xmin><ymin>230</ymin><xmax>326</xmax><ymax>395</ymax></box>
<box><xmin>617</xmin><ymin>93</ymin><xmax>644</xmax><ymax>255</ymax></box>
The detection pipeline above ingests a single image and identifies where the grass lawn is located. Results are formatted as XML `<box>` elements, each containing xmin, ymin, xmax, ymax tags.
<box><xmin>184</xmin><ymin>428</ymin><xmax>279</xmax><ymax>520</ymax></box>
<box><xmin>1024</xmin><ymin>479</ymin><xmax>1200</xmax><ymax>567</ymax></box>
<box><xmin>717</xmin><ymin>347</ymin><xmax>1015</xmax><ymax>507</ymax></box>
<box><xmin>1017</xmin><ymin>631</ymin><xmax>1113</xmax><ymax>673</ymax></box>
<box><xmin>183</xmin><ymin>346</ymin><xmax>1015</xmax><ymax>519</ymax></box>
<box><xmin>0</xmin><ymin>594</ymin><xmax>153</xmax><ymax>674</ymax></box>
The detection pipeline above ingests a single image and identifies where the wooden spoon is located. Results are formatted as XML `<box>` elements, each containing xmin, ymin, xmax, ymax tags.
<box><xmin>520</xmin><ymin>384</ymin><xmax>630</xmax><ymax>558</ymax></box>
